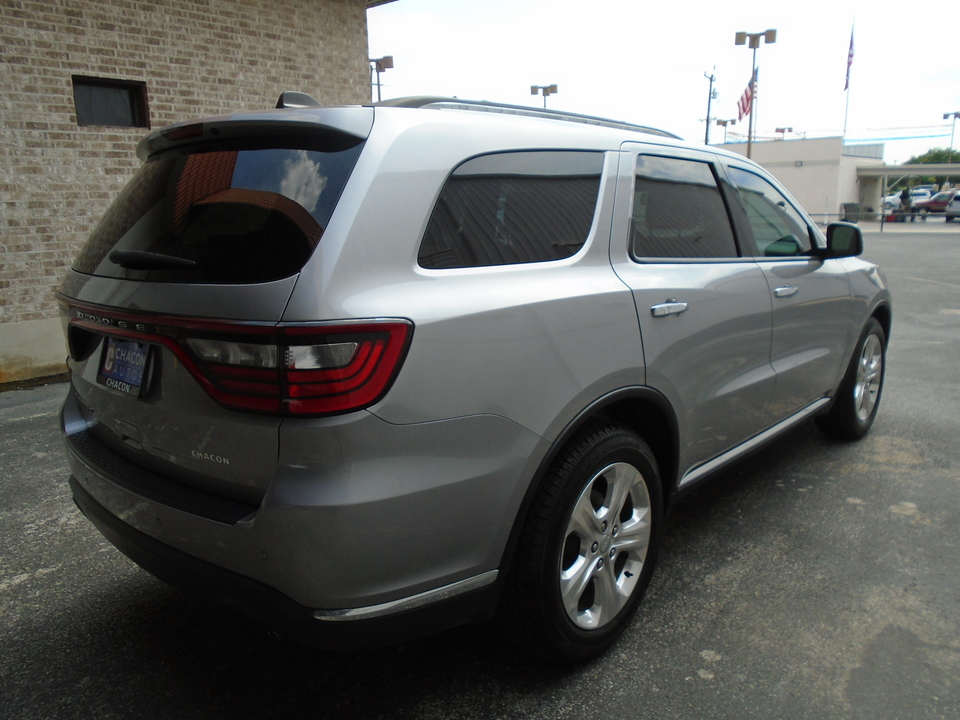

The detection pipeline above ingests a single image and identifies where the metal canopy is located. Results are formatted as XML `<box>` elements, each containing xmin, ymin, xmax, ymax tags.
<box><xmin>858</xmin><ymin>163</ymin><xmax>960</xmax><ymax>178</ymax></box>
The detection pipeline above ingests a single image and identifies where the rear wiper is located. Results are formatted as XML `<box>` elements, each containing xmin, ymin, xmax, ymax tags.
<box><xmin>108</xmin><ymin>250</ymin><xmax>198</xmax><ymax>270</ymax></box>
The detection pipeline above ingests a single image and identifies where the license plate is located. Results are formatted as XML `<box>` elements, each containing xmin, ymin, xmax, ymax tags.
<box><xmin>97</xmin><ymin>337</ymin><xmax>151</xmax><ymax>397</ymax></box>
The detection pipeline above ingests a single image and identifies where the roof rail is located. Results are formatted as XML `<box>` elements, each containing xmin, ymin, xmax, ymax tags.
<box><xmin>374</xmin><ymin>96</ymin><xmax>680</xmax><ymax>139</ymax></box>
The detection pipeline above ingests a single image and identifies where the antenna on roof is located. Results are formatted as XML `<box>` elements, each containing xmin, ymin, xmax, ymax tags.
<box><xmin>276</xmin><ymin>91</ymin><xmax>322</xmax><ymax>109</ymax></box>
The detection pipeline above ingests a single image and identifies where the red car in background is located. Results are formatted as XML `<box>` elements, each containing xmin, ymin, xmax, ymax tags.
<box><xmin>913</xmin><ymin>189</ymin><xmax>959</xmax><ymax>215</ymax></box>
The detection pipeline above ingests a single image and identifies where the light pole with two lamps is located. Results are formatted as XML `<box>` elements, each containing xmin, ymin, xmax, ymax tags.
<box><xmin>734</xmin><ymin>29</ymin><xmax>776</xmax><ymax>158</ymax></box>
<box><xmin>370</xmin><ymin>55</ymin><xmax>394</xmax><ymax>102</ymax></box>
<box><xmin>716</xmin><ymin>118</ymin><xmax>736</xmax><ymax>143</ymax></box>
<box><xmin>531</xmin><ymin>84</ymin><xmax>558</xmax><ymax>108</ymax></box>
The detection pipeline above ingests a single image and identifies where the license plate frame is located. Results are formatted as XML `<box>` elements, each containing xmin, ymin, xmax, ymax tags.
<box><xmin>96</xmin><ymin>337</ymin><xmax>152</xmax><ymax>397</ymax></box>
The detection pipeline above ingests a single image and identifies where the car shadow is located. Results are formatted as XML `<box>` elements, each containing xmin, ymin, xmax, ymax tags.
<box><xmin>14</xmin><ymin>420</ymin><xmax>862</xmax><ymax>719</ymax></box>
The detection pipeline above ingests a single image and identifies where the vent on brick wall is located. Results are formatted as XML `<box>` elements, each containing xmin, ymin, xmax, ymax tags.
<box><xmin>72</xmin><ymin>75</ymin><xmax>150</xmax><ymax>128</ymax></box>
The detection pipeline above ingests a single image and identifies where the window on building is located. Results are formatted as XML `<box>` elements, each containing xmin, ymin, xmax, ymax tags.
<box><xmin>72</xmin><ymin>76</ymin><xmax>149</xmax><ymax>128</ymax></box>
<box><xmin>418</xmin><ymin>151</ymin><xmax>603</xmax><ymax>269</ymax></box>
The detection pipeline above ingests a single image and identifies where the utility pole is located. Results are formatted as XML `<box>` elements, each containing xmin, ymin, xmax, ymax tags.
<box><xmin>704</xmin><ymin>69</ymin><xmax>716</xmax><ymax>145</ymax></box>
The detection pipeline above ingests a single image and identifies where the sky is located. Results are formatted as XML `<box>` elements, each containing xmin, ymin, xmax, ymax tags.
<box><xmin>367</xmin><ymin>0</ymin><xmax>960</xmax><ymax>164</ymax></box>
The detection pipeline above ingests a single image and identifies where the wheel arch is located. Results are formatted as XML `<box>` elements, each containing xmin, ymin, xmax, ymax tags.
<box><xmin>871</xmin><ymin>301</ymin><xmax>892</xmax><ymax>343</ymax></box>
<box><xmin>498</xmin><ymin>387</ymin><xmax>679</xmax><ymax>573</ymax></box>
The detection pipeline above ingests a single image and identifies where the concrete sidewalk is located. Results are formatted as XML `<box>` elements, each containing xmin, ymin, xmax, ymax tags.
<box><xmin>863</xmin><ymin>216</ymin><xmax>960</xmax><ymax>234</ymax></box>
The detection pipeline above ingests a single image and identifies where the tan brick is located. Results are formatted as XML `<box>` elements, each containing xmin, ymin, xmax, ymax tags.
<box><xmin>2</xmin><ymin>0</ymin><xmax>370</xmax><ymax>332</ymax></box>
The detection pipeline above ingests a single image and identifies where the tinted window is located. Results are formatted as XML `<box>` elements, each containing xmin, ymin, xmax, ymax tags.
<box><xmin>727</xmin><ymin>167</ymin><xmax>812</xmax><ymax>257</ymax></box>
<box><xmin>418</xmin><ymin>151</ymin><xmax>603</xmax><ymax>269</ymax></box>
<box><xmin>73</xmin><ymin>141</ymin><xmax>364</xmax><ymax>283</ymax></box>
<box><xmin>631</xmin><ymin>156</ymin><xmax>737</xmax><ymax>259</ymax></box>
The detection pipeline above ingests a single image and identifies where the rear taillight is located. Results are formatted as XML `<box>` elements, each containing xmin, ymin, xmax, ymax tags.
<box><xmin>62</xmin><ymin>302</ymin><xmax>412</xmax><ymax>417</ymax></box>
<box><xmin>185</xmin><ymin>323</ymin><xmax>412</xmax><ymax>415</ymax></box>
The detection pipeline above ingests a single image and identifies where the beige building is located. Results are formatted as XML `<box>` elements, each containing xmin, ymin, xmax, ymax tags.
<box><xmin>1</xmin><ymin>0</ymin><xmax>393</xmax><ymax>384</ymax></box>
<box><xmin>719</xmin><ymin>137</ymin><xmax>885</xmax><ymax>225</ymax></box>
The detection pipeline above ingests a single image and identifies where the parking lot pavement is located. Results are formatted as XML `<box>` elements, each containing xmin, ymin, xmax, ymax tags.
<box><xmin>2</xmin><ymin>225</ymin><xmax>959</xmax><ymax>720</ymax></box>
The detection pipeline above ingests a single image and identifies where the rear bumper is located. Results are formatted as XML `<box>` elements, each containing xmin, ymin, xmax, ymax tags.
<box><xmin>61</xmin><ymin>386</ymin><xmax>548</xmax><ymax>646</ymax></box>
<box><xmin>70</xmin><ymin>475</ymin><xmax>502</xmax><ymax>649</ymax></box>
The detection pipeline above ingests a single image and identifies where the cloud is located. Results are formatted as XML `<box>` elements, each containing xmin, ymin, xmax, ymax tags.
<box><xmin>280</xmin><ymin>151</ymin><xmax>327</xmax><ymax>213</ymax></box>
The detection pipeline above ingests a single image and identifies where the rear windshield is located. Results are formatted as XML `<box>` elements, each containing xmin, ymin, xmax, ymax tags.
<box><xmin>72</xmin><ymin>139</ymin><xmax>364</xmax><ymax>283</ymax></box>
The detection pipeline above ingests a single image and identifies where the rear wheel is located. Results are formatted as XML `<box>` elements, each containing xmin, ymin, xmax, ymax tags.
<box><xmin>816</xmin><ymin>317</ymin><xmax>886</xmax><ymax>440</ymax></box>
<box><xmin>502</xmin><ymin>421</ymin><xmax>662</xmax><ymax>661</ymax></box>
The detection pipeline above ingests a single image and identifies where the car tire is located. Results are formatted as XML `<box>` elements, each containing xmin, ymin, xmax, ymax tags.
<box><xmin>501</xmin><ymin>421</ymin><xmax>662</xmax><ymax>661</ymax></box>
<box><xmin>816</xmin><ymin>317</ymin><xmax>886</xmax><ymax>440</ymax></box>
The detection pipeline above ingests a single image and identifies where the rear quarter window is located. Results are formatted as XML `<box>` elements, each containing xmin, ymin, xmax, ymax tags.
<box><xmin>418</xmin><ymin>151</ymin><xmax>603</xmax><ymax>269</ymax></box>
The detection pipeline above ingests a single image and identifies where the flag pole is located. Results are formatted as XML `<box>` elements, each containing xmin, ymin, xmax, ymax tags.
<box><xmin>843</xmin><ymin>25</ymin><xmax>854</xmax><ymax>138</ymax></box>
<box><xmin>747</xmin><ymin>50</ymin><xmax>757</xmax><ymax>158</ymax></box>
<box><xmin>843</xmin><ymin>83</ymin><xmax>851</xmax><ymax>139</ymax></box>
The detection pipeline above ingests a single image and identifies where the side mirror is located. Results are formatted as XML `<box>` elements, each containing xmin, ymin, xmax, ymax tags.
<box><xmin>824</xmin><ymin>222</ymin><xmax>863</xmax><ymax>258</ymax></box>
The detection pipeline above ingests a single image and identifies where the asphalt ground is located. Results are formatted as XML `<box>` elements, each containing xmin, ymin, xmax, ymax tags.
<box><xmin>1</xmin><ymin>221</ymin><xmax>958</xmax><ymax>719</ymax></box>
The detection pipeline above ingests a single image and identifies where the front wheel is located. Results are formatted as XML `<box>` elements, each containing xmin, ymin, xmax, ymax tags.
<box><xmin>502</xmin><ymin>421</ymin><xmax>662</xmax><ymax>661</ymax></box>
<box><xmin>816</xmin><ymin>317</ymin><xmax>886</xmax><ymax>440</ymax></box>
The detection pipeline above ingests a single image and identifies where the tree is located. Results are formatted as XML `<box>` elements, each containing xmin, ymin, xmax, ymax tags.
<box><xmin>907</xmin><ymin>147</ymin><xmax>959</xmax><ymax>165</ymax></box>
<box><xmin>901</xmin><ymin>147</ymin><xmax>960</xmax><ymax>189</ymax></box>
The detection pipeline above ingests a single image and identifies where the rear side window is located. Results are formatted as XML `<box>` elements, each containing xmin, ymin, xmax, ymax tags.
<box><xmin>73</xmin><ymin>139</ymin><xmax>364</xmax><ymax>283</ymax></box>
<box><xmin>631</xmin><ymin>155</ymin><xmax>738</xmax><ymax>260</ymax></box>
<box><xmin>418</xmin><ymin>151</ymin><xmax>603</xmax><ymax>269</ymax></box>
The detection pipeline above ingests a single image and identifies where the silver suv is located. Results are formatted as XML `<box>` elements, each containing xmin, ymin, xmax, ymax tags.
<box><xmin>59</xmin><ymin>95</ymin><xmax>891</xmax><ymax>661</ymax></box>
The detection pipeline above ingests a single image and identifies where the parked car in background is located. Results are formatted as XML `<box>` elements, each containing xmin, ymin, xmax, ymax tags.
<box><xmin>913</xmin><ymin>190</ymin><xmax>958</xmax><ymax>215</ymax></box>
<box><xmin>883</xmin><ymin>188</ymin><xmax>931</xmax><ymax>210</ymax></box>
<box><xmin>58</xmin><ymin>94</ymin><xmax>893</xmax><ymax>661</ymax></box>
<box><xmin>947</xmin><ymin>193</ymin><xmax>960</xmax><ymax>222</ymax></box>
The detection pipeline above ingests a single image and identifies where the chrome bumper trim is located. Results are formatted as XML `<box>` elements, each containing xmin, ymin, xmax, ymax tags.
<box><xmin>314</xmin><ymin>570</ymin><xmax>499</xmax><ymax>622</ymax></box>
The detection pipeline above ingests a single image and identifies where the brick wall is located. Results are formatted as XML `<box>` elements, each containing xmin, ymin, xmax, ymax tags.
<box><xmin>0</xmin><ymin>0</ymin><xmax>370</xmax><ymax>380</ymax></box>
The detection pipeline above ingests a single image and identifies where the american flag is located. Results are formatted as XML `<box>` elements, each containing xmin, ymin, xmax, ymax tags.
<box><xmin>737</xmin><ymin>69</ymin><xmax>756</xmax><ymax>121</ymax></box>
<box><xmin>844</xmin><ymin>27</ymin><xmax>855</xmax><ymax>90</ymax></box>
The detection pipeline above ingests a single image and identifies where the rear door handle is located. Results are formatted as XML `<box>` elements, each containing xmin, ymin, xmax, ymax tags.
<box><xmin>774</xmin><ymin>285</ymin><xmax>799</xmax><ymax>298</ymax></box>
<box><xmin>651</xmin><ymin>301</ymin><xmax>689</xmax><ymax>317</ymax></box>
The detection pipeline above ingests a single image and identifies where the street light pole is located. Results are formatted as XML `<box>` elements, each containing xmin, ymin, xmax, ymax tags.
<box><xmin>735</xmin><ymin>29</ymin><xmax>776</xmax><ymax>159</ymax></box>
<box><xmin>531</xmin><ymin>84</ymin><xmax>558</xmax><ymax>108</ymax></box>
<box><xmin>944</xmin><ymin>112</ymin><xmax>960</xmax><ymax>163</ymax></box>
<box><xmin>716</xmin><ymin>119</ymin><xmax>736</xmax><ymax>143</ymax></box>
<box><xmin>369</xmin><ymin>56</ymin><xmax>394</xmax><ymax>102</ymax></box>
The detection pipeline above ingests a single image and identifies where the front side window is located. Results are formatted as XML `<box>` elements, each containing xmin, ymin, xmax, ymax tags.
<box><xmin>631</xmin><ymin>155</ymin><xmax>738</xmax><ymax>260</ymax></box>
<box><xmin>727</xmin><ymin>167</ymin><xmax>812</xmax><ymax>257</ymax></box>
<box><xmin>73</xmin><ymin>140</ymin><xmax>364</xmax><ymax>283</ymax></box>
<box><xmin>418</xmin><ymin>151</ymin><xmax>603</xmax><ymax>269</ymax></box>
